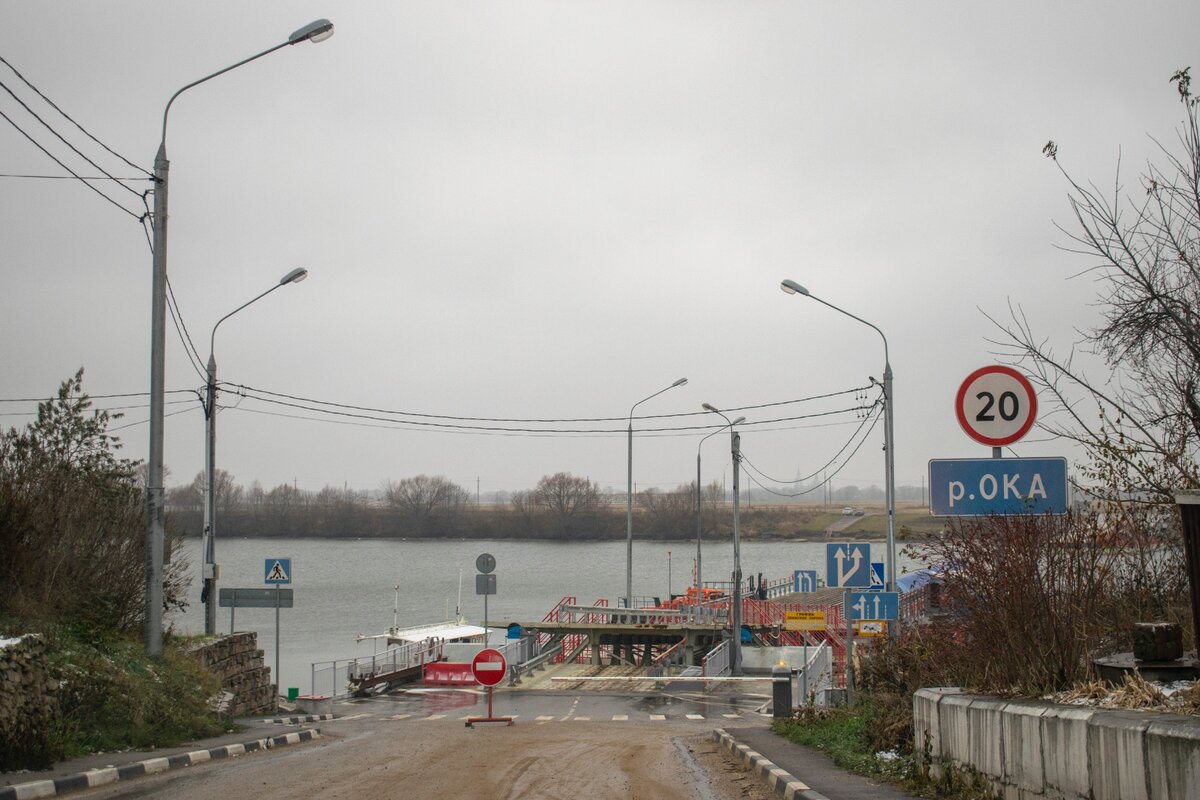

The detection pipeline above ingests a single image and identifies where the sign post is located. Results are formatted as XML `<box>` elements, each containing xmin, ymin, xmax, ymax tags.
<box><xmin>264</xmin><ymin>558</ymin><xmax>292</xmax><ymax>700</ymax></box>
<box><xmin>466</xmin><ymin>648</ymin><xmax>512</xmax><ymax>727</ymax></box>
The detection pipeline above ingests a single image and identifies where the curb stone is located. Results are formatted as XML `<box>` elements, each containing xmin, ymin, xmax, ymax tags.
<box><xmin>260</xmin><ymin>714</ymin><xmax>334</xmax><ymax>725</ymax></box>
<box><xmin>712</xmin><ymin>728</ymin><xmax>831</xmax><ymax>800</ymax></box>
<box><xmin>0</xmin><ymin>729</ymin><xmax>321</xmax><ymax>800</ymax></box>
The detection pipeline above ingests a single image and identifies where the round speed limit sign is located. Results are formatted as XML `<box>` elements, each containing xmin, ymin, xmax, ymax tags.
<box><xmin>955</xmin><ymin>365</ymin><xmax>1038</xmax><ymax>447</ymax></box>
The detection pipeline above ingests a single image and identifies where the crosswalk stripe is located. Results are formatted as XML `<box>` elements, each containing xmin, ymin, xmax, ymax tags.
<box><xmin>650</xmin><ymin>714</ymin><xmax>666</xmax><ymax>721</ymax></box>
<box><xmin>611</xmin><ymin>714</ymin><xmax>629</xmax><ymax>721</ymax></box>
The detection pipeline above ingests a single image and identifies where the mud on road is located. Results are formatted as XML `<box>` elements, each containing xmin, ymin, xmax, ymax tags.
<box><xmin>77</xmin><ymin>720</ymin><xmax>773</xmax><ymax>800</ymax></box>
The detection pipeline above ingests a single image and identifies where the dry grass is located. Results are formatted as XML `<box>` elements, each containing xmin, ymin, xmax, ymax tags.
<box><xmin>1051</xmin><ymin>672</ymin><xmax>1199</xmax><ymax>715</ymax></box>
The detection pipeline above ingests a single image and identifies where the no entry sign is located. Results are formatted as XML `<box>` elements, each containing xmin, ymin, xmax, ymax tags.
<box><xmin>471</xmin><ymin>648</ymin><xmax>508</xmax><ymax>687</ymax></box>
<box><xmin>955</xmin><ymin>365</ymin><xmax>1038</xmax><ymax>447</ymax></box>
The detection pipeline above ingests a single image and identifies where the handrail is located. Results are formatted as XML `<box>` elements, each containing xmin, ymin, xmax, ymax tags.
<box><xmin>647</xmin><ymin>637</ymin><xmax>688</xmax><ymax>677</ymax></box>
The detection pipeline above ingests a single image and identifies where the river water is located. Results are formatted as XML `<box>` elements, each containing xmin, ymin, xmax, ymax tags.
<box><xmin>171</xmin><ymin>537</ymin><xmax>926</xmax><ymax>693</ymax></box>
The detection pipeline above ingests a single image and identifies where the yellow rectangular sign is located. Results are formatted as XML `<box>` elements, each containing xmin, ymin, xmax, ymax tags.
<box><xmin>784</xmin><ymin>611</ymin><xmax>826</xmax><ymax>631</ymax></box>
<box><xmin>857</xmin><ymin>621</ymin><xmax>886</xmax><ymax>637</ymax></box>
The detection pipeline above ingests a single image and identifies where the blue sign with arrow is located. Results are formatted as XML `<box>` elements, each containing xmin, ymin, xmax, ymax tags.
<box><xmin>826</xmin><ymin>543</ymin><xmax>871</xmax><ymax>588</ymax></box>
<box><xmin>793</xmin><ymin>569</ymin><xmax>818</xmax><ymax>593</ymax></box>
<box><xmin>848</xmin><ymin>591</ymin><xmax>899</xmax><ymax>621</ymax></box>
<box><xmin>928</xmin><ymin>457</ymin><xmax>1069</xmax><ymax>516</ymax></box>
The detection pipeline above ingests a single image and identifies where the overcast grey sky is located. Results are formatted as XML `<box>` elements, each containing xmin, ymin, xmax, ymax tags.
<box><xmin>2</xmin><ymin>1</ymin><xmax>1196</xmax><ymax>500</ymax></box>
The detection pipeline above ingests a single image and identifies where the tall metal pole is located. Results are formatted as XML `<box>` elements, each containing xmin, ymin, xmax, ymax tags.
<box><xmin>702</xmin><ymin>405</ymin><xmax>745</xmax><ymax>674</ymax></box>
<box><xmin>730</xmin><ymin>429</ymin><xmax>743</xmax><ymax>675</ymax></box>
<box><xmin>145</xmin><ymin>146</ymin><xmax>169</xmax><ymax>656</ymax></box>
<box><xmin>780</xmin><ymin>280</ymin><xmax>896</xmax><ymax>595</ymax></box>
<box><xmin>142</xmin><ymin>20</ymin><xmax>333</xmax><ymax>655</ymax></box>
<box><xmin>202</xmin><ymin>268</ymin><xmax>308</xmax><ymax>635</ymax></box>
<box><xmin>695</xmin><ymin>447</ymin><xmax>703</xmax><ymax>598</ymax></box>
<box><xmin>203</xmin><ymin>354</ymin><xmax>217</xmax><ymax>634</ymax></box>
<box><xmin>625</xmin><ymin>378</ymin><xmax>687</xmax><ymax>608</ymax></box>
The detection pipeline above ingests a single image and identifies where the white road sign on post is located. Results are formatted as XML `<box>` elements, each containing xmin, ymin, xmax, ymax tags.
<box><xmin>955</xmin><ymin>365</ymin><xmax>1038</xmax><ymax>447</ymax></box>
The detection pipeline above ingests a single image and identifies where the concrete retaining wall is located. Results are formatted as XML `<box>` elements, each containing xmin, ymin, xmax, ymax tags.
<box><xmin>914</xmin><ymin>688</ymin><xmax>1200</xmax><ymax>800</ymax></box>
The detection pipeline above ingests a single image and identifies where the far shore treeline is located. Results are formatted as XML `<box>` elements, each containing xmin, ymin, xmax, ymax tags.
<box><xmin>166</xmin><ymin>470</ymin><xmax>906</xmax><ymax>541</ymax></box>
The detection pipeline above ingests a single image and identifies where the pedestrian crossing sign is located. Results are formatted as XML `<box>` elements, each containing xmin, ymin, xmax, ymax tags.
<box><xmin>264</xmin><ymin>558</ymin><xmax>292</xmax><ymax>585</ymax></box>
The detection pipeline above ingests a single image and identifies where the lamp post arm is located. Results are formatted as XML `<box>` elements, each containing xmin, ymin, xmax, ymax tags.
<box><xmin>209</xmin><ymin>281</ymin><xmax>286</xmax><ymax>358</ymax></box>
<box><xmin>806</xmin><ymin>293</ymin><xmax>890</xmax><ymax>372</ymax></box>
<box><xmin>160</xmin><ymin>40</ymin><xmax>291</xmax><ymax>151</ymax></box>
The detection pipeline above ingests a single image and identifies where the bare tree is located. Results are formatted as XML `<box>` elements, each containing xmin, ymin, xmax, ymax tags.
<box><xmin>991</xmin><ymin>68</ymin><xmax>1200</xmax><ymax>500</ymax></box>
<box><xmin>384</xmin><ymin>474</ymin><xmax>469</xmax><ymax>535</ymax></box>
<box><xmin>529</xmin><ymin>472</ymin><xmax>602</xmax><ymax>536</ymax></box>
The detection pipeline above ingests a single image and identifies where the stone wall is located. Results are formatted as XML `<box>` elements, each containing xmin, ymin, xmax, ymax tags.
<box><xmin>0</xmin><ymin>634</ymin><xmax>56</xmax><ymax>770</ymax></box>
<box><xmin>187</xmin><ymin>632</ymin><xmax>275</xmax><ymax>717</ymax></box>
<box><xmin>914</xmin><ymin>687</ymin><xmax>1200</xmax><ymax>800</ymax></box>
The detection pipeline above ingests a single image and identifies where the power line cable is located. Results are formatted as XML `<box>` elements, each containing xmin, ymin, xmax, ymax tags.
<box><xmin>0</xmin><ymin>53</ymin><xmax>150</xmax><ymax>177</ymax></box>
<box><xmin>740</xmin><ymin>389</ymin><xmax>884</xmax><ymax>485</ymax></box>
<box><xmin>227</xmin><ymin>382</ymin><xmax>871</xmax><ymax>425</ymax></box>
<box><xmin>0</xmin><ymin>77</ymin><xmax>143</xmax><ymax>198</ymax></box>
<box><xmin>0</xmin><ymin>105</ymin><xmax>139</xmax><ymax>219</ymax></box>
<box><xmin>741</xmin><ymin>409</ymin><xmax>884</xmax><ymax>499</ymax></box>
<box><xmin>230</xmin><ymin>388</ymin><xmax>871</xmax><ymax>435</ymax></box>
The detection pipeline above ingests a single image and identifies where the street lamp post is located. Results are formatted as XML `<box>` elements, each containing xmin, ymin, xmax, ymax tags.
<box><xmin>696</xmin><ymin>416</ymin><xmax>743</xmax><ymax>602</ymax></box>
<box><xmin>780</xmin><ymin>279</ymin><xmax>896</xmax><ymax>599</ymax></box>
<box><xmin>703</xmin><ymin>404</ymin><xmax>745</xmax><ymax>674</ymax></box>
<box><xmin>626</xmin><ymin>378</ymin><xmax>687</xmax><ymax>608</ymax></box>
<box><xmin>202</xmin><ymin>268</ymin><xmax>308</xmax><ymax>635</ymax></box>
<box><xmin>145</xmin><ymin>19</ymin><xmax>333</xmax><ymax>655</ymax></box>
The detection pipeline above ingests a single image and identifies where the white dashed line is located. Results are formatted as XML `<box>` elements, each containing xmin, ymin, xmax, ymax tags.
<box><xmin>723</xmin><ymin>713</ymin><xmax>740</xmax><ymax>719</ymax></box>
<box><xmin>574</xmin><ymin>716</ymin><xmax>591</xmax><ymax>721</ymax></box>
<box><xmin>536</xmin><ymin>715</ymin><xmax>555</xmax><ymax>722</ymax></box>
<box><xmin>388</xmin><ymin>714</ymin><xmax>412</xmax><ymax>721</ymax></box>
<box><xmin>611</xmin><ymin>714</ymin><xmax>629</xmax><ymax>721</ymax></box>
<box><xmin>334</xmin><ymin>713</ymin><xmax>371</xmax><ymax>722</ymax></box>
<box><xmin>650</xmin><ymin>714</ymin><xmax>666</xmax><ymax>721</ymax></box>
<box><xmin>421</xmin><ymin>714</ymin><xmax>446</xmax><ymax>721</ymax></box>
<box><xmin>686</xmin><ymin>714</ymin><xmax>704</xmax><ymax>720</ymax></box>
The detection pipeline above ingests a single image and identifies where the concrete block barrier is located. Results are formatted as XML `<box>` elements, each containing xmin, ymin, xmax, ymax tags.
<box><xmin>914</xmin><ymin>688</ymin><xmax>1200</xmax><ymax>800</ymax></box>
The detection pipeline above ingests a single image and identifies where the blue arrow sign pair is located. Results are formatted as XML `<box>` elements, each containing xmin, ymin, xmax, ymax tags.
<box><xmin>826</xmin><ymin>543</ymin><xmax>871</xmax><ymax>588</ymax></box>
<box><xmin>848</xmin><ymin>591</ymin><xmax>899</xmax><ymax>621</ymax></box>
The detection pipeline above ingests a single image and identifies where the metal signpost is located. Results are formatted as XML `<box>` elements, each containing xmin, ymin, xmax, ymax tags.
<box><xmin>264</xmin><ymin>558</ymin><xmax>291</xmax><ymax>696</ymax></box>
<box><xmin>476</xmin><ymin>553</ymin><xmax>496</xmax><ymax>640</ymax></box>
<box><xmin>466</xmin><ymin>648</ymin><xmax>512</xmax><ymax>727</ymax></box>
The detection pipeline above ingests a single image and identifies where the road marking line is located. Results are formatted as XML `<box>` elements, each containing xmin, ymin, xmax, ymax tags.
<box><xmin>686</xmin><ymin>714</ymin><xmax>704</xmax><ymax>720</ymax></box>
<box><xmin>421</xmin><ymin>714</ymin><xmax>446</xmax><ymax>721</ymax></box>
<box><xmin>536</xmin><ymin>715</ymin><xmax>555</xmax><ymax>722</ymax></box>
<box><xmin>723</xmin><ymin>713</ymin><xmax>740</xmax><ymax>718</ymax></box>
<box><xmin>388</xmin><ymin>714</ymin><xmax>412</xmax><ymax>721</ymax></box>
<box><xmin>334</xmin><ymin>713</ymin><xmax>371</xmax><ymax>721</ymax></box>
<box><xmin>650</xmin><ymin>714</ymin><xmax>666</xmax><ymax>721</ymax></box>
<box><xmin>611</xmin><ymin>714</ymin><xmax>629</xmax><ymax>721</ymax></box>
<box><xmin>574</xmin><ymin>716</ymin><xmax>591</xmax><ymax>721</ymax></box>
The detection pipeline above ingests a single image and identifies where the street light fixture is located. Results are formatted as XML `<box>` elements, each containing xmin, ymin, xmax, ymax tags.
<box><xmin>702</xmin><ymin>403</ymin><xmax>745</xmax><ymax>674</ymax></box>
<box><xmin>696</xmin><ymin>416</ymin><xmax>743</xmax><ymax>602</ymax></box>
<box><xmin>626</xmin><ymin>377</ymin><xmax>687</xmax><ymax>608</ymax></box>
<box><xmin>202</xmin><ymin>268</ymin><xmax>308</xmax><ymax>634</ymax></box>
<box><xmin>145</xmin><ymin>19</ymin><xmax>333</xmax><ymax>655</ymax></box>
<box><xmin>780</xmin><ymin>279</ymin><xmax>897</xmax><ymax>598</ymax></box>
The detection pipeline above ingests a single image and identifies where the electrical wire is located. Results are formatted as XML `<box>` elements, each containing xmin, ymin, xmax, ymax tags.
<box><xmin>0</xmin><ymin>77</ymin><xmax>143</xmax><ymax>198</ymax></box>
<box><xmin>0</xmin><ymin>54</ymin><xmax>150</xmax><ymax>177</ymax></box>
<box><xmin>0</xmin><ymin>105</ymin><xmax>140</xmax><ymax>219</ymax></box>
<box><xmin>740</xmin><ymin>389</ymin><xmax>884</xmax><ymax>485</ymax></box>
<box><xmin>226</xmin><ymin>382</ymin><xmax>872</xmax><ymax>425</ymax></box>
<box><xmin>740</xmin><ymin>409</ymin><xmax>884</xmax><ymax>499</ymax></box>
